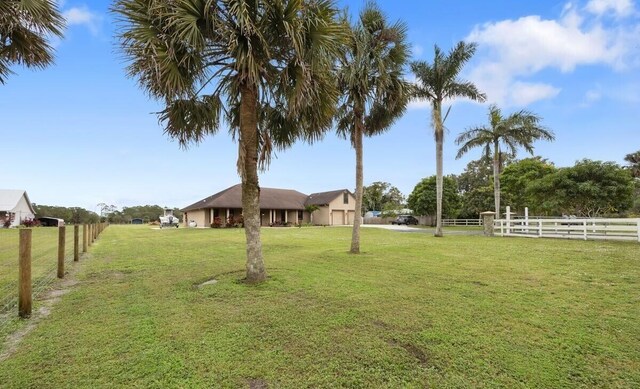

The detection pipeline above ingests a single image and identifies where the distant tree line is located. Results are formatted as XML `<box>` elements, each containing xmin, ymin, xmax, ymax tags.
<box><xmin>31</xmin><ymin>204</ymin><xmax>184</xmax><ymax>224</ymax></box>
<box><xmin>407</xmin><ymin>153</ymin><xmax>639</xmax><ymax>219</ymax></box>
<box><xmin>32</xmin><ymin>205</ymin><xmax>100</xmax><ymax>224</ymax></box>
<box><xmin>107</xmin><ymin>205</ymin><xmax>183</xmax><ymax>224</ymax></box>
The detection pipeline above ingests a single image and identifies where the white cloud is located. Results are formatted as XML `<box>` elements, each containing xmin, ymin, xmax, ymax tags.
<box><xmin>465</xmin><ymin>1</ymin><xmax>639</xmax><ymax>107</ymax></box>
<box><xmin>585</xmin><ymin>0</ymin><xmax>635</xmax><ymax>17</ymax></box>
<box><xmin>510</xmin><ymin>82</ymin><xmax>561</xmax><ymax>106</ymax></box>
<box><xmin>63</xmin><ymin>6</ymin><xmax>101</xmax><ymax>35</ymax></box>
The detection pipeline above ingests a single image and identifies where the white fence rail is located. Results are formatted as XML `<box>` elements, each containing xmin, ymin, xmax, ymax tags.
<box><xmin>442</xmin><ymin>219</ymin><xmax>483</xmax><ymax>226</ymax></box>
<box><xmin>494</xmin><ymin>218</ymin><xmax>640</xmax><ymax>242</ymax></box>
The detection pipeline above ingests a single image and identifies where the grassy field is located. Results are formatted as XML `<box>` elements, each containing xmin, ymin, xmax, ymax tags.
<box><xmin>0</xmin><ymin>228</ymin><xmax>78</xmax><ymax>314</ymax></box>
<box><xmin>0</xmin><ymin>225</ymin><xmax>639</xmax><ymax>388</ymax></box>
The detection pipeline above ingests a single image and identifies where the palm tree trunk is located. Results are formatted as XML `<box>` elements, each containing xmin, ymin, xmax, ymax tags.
<box><xmin>350</xmin><ymin>114</ymin><xmax>364</xmax><ymax>254</ymax></box>
<box><xmin>240</xmin><ymin>84</ymin><xmax>266</xmax><ymax>283</ymax></box>
<box><xmin>433</xmin><ymin>102</ymin><xmax>444</xmax><ymax>237</ymax></box>
<box><xmin>493</xmin><ymin>141</ymin><xmax>501</xmax><ymax>216</ymax></box>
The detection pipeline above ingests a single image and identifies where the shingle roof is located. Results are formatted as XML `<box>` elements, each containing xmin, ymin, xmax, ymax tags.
<box><xmin>183</xmin><ymin>185</ymin><xmax>353</xmax><ymax>212</ymax></box>
<box><xmin>305</xmin><ymin>189</ymin><xmax>351</xmax><ymax>206</ymax></box>
<box><xmin>182</xmin><ymin>184</ymin><xmax>309</xmax><ymax>212</ymax></box>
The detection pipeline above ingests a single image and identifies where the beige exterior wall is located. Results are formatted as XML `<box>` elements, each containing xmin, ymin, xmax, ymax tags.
<box><xmin>311</xmin><ymin>206</ymin><xmax>330</xmax><ymax>225</ymax></box>
<box><xmin>185</xmin><ymin>209</ymin><xmax>206</xmax><ymax>228</ymax></box>
<box><xmin>329</xmin><ymin>192</ymin><xmax>357</xmax><ymax>225</ymax></box>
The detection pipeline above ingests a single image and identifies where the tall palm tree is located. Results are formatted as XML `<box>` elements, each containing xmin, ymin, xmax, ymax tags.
<box><xmin>411</xmin><ymin>42</ymin><xmax>485</xmax><ymax>237</ymax></box>
<box><xmin>624</xmin><ymin>150</ymin><xmax>640</xmax><ymax>178</ymax></box>
<box><xmin>336</xmin><ymin>2</ymin><xmax>410</xmax><ymax>254</ymax></box>
<box><xmin>0</xmin><ymin>0</ymin><xmax>65</xmax><ymax>84</ymax></box>
<box><xmin>455</xmin><ymin>104</ymin><xmax>555</xmax><ymax>215</ymax></box>
<box><xmin>114</xmin><ymin>0</ymin><xmax>345</xmax><ymax>283</ymax></box>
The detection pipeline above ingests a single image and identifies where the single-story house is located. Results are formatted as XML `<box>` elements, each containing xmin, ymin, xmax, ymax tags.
<box><xmin>182</xmin><ymin>184</ymin><xmax>356</xmax><ymax>227</ymax></box>
<box><xmin>0</xmin><ymin>190</ymin><xmax>36</xmax><ymax>228</ymax></box>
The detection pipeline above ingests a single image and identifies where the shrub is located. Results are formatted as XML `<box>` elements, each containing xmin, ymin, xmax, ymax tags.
<box><xmin>211</xmin><ymin>217</ymin><xmax>223</xmax><ymax>228</ymax></box>
<box><xmin>21</xmin><ymin>218</ymin><xmax>40</xmax><ymax>227</ymax></box>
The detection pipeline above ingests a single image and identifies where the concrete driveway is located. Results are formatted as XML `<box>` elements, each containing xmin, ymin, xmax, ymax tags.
<box><xmin>362</xmin><ymin>224</ymin><xmax>483</xmax><ymax>236</ymax></box>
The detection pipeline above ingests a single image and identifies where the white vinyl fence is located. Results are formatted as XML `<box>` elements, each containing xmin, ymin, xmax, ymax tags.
<box><xmin>494</xmin><ymin>218</ymin><xmax>640</xmax><ymax>242</ymax></box>
<box><xmin>442</xmin><ymin>218</ymin><xmax>482</xmax><ymax>226</ymax></box>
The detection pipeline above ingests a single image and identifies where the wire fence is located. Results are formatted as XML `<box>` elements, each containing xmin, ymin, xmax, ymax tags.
<box><xmin>0</xmin><ymin>224</ymin><xmax>104</xmax><ymax>335</ymax></box>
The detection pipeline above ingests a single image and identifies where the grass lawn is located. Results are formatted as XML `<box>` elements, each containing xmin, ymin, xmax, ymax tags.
<box><xmin>1</xmin><ymin>228</ymin><xmax>78</xmax><ymax>314</ymax></box>
<box><xmin>1</xmin><ymin>225</ymin><xmax>639</xmax><ymax>388</ymax></box>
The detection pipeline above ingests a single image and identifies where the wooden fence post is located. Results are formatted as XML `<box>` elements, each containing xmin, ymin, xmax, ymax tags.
<box><xmin>74</xmin><ymin>225</ymin><xmax>79</xmax><ymax>262</ymax></box>
<box><xmin>83</xmin><ymin>224</ymin><xmax>88</xmax><ymax>253</ymax></box>
<box><xmin>58</xmin><ymin>226</ymin><xmax>66</xmax><ymax>278</ymax></box>
<box><xmin>19</xmin><ymin>229</ymin><xmax>32</xmax><ymax>318</ymax></box>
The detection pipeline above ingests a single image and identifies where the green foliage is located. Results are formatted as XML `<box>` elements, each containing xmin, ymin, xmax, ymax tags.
<box><xmin>624</xmin><ymin>150</ymin><xmax>640</xmax><ymax>178</ymax></box>
<box><xmin>455</xmin><ymin>157</ymin><xmax>494</xmax><ymax>218</ymax></box>
<box><xmin>336</xmin><ymin>2</ymin><xmax>411</xmax><ymax>140</ymax></box>
<box><xmin>501</xmin><ymin>157</ymin><xmax>556</xmax><ymax>213</ymax></box>
<box><xmin>411</xmin><ymin>41</ymin><xmax>486</xmax><ymax>234</ymax></box>
<box><xmin>32</xmin><ymin>204</ymin><xmax>99</xmax><ymax>224</ymax></box>
<box><xmin>527</xmin><ymin>159</ymin><xmax>634</xmax><ymax>216</ymax></box>
<box><xmin>114</xmin><ymin>0</ymin><xmax>345</xmax><ymax>168</ymax></box>
<box><xmin>362</xmin><ymin>181</ymin><xmax>405</xmax><ymax>213</ymax></box>
<box><xmin>407</xmin><ymin>175</ymin><xmax>460</xmax><ymax>217</ymax></box>
<box><xmin>455</xmin><ymin>104</ymin><xmax>554</xmax><ymax>214</ymax></box>
<box><xmin>109</xmin><ymin>205</ymin><xmax>183</xmax><ymax>224</ymax></box>
<box><xmin>0</xmin><ymin>0</ymin><xmax>65</xmax><ymax>84</ymax></box>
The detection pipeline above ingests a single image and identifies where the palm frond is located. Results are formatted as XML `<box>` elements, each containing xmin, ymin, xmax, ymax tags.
<box><xmin>0</xmin><ymin>0</ymin><xmax>65</xmax><ymax>83</ymax></box>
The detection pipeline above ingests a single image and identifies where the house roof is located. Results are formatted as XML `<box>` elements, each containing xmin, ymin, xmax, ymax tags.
<box><xmin>305</xmin><ymin>189</ymin><xmax>352</xmax><ymax>206</ymax></box>
<box><xmin>0</xmin><ymin>190</ymin><xmax>35</xmax><ymax>214</ymax></box>
<box><xmin>182</xmin><ymin>184</ymin><xmax>309</xmax><ymax>212</ymax></box>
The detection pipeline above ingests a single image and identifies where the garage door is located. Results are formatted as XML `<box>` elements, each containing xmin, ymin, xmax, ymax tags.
<box><xmin>332</xmin><ymin>210</ymin><xmax>344</xmax><ymax>225</ymax></box>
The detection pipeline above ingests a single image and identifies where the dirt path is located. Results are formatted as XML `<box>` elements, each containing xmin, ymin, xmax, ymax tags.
<box><xmin>0</xmin><ymin>260</ymin><xmax>84</xmax><ymax>362</ymax></box>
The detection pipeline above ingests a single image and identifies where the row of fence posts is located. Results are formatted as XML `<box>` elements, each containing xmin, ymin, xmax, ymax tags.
<box><xmin>18</xmin><ymin>223</ymin><xmax>107</xmax><ymax>319</ymax></box>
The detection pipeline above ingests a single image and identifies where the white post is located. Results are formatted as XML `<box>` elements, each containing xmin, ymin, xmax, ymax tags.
<box><xmin>525</xmin><ymin>207</ymin><xmax>529</xmax><ymax>233</ymax></box>
<box><xmin>538</xmin><ymin>219</ymin><xmax>542</xmax><ymax>237</ymax></box>
<box><xmin>583</xmin><ymin>220</ymin><xmax>588</xmax><ymax>241</ymax></box>
<box><xmin>637</xmin><ymin>220</ymin><xmax>639</xmax><ymax>243</ymax></box>
<box><xmin>506</xmin><ymin>206</ymin><xmax>511</xmax><ymax>235</ymax></box>
<box><xmin>284</xmin><ymin>210</ymin><xmax>288</xmax><ymax>224</ymax></box>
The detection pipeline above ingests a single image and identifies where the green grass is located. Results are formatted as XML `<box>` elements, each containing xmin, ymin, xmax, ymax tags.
<box><xmin>1</xmin><ymin>228</ymin><xmax>78</xmax><ymax>312</ymax></box>
<box><xmin>1</xmin><ymin>225</ymin><xmax>639</xmax><ymax>388</ymax></box>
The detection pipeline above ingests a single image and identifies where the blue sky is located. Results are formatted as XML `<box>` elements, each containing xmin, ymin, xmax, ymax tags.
<box><xmin>3</xmin><ymin>0</ymin><xmax>639</xmax><ymax>212</ymax></box>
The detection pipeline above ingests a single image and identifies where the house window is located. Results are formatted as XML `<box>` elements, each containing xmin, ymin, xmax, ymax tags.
<box><xmin>343</xmin><ymin>192</ymin><xmax>349</xmax><ymax>204</ymax></box>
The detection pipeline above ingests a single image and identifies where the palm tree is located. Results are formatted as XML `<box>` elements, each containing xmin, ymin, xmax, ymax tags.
<box><xmin>624</xmin><ymin>150</ymin><xmax>640</xmax><ymax>178</ymax></box>
<box><xmin>0</xmin><ymin>0</ymin><xmax>65</xmax><ymax>84</ymax></box>
<box><xmin>455</xmin><ymin>104</ymin><xmax>555</xmax><ymax>215</ymax></box>
<box><xmin>114</xmin><ymin>0</ymin><xmax>345</xmax><ymax>283</ymax></box>
<box><xmin>336</xmin><ymin>2</ymin><xmax>410</xmax><ymax>254</ymax></box>
<box><xmin>411</xmin><ymin>42</ymin><xmax>485</xmax><ymax>237</ymax></box>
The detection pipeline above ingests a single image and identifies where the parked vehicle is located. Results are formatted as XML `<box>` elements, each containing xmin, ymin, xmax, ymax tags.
<box><xmin>391</xmin><ymin>215</ymin><xmax>419</xmax><ymax>225</ymax></box>
<box><xmin>159</xmin><ymin>209</ymin><xmax>179</xmax><ymax>228</ymax></box>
